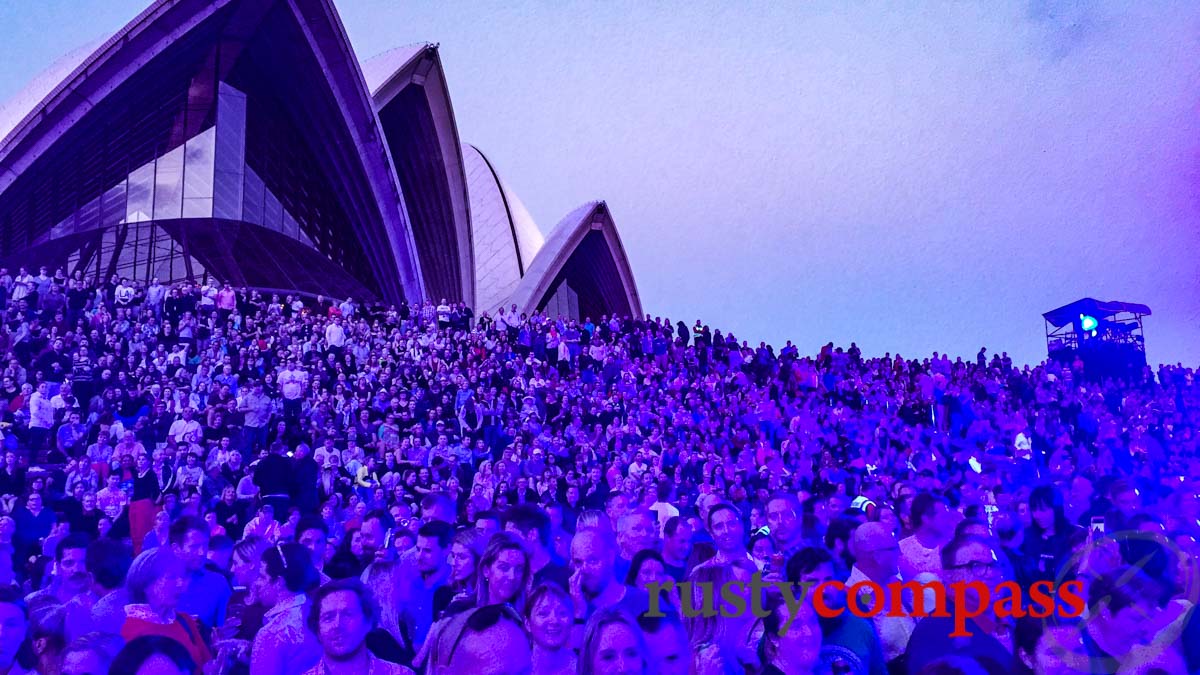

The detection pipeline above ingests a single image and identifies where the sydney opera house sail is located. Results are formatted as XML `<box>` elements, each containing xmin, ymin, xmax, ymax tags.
<box><xmin>0</xmin><ymin>0</ymin><xmax>640</xmax><ymax>320</ymax></box>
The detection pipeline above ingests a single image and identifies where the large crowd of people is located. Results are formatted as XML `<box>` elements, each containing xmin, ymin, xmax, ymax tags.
<box><xmin>0</xmin><ymin>267</ymin><xmax>1195</xmax><ymax>674</ymax></box>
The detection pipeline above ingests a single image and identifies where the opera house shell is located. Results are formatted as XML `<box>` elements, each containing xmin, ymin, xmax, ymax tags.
<box><xmin>0</xmin><ymin>0</ymin><xmax>641</xmax><ymax>320</ymax></box>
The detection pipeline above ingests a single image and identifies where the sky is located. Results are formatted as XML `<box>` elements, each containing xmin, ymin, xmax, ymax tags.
<box><xmin>0</xmin><ymin>0</ymin><xmax>1198</xmax><ymax>366</ymax></box>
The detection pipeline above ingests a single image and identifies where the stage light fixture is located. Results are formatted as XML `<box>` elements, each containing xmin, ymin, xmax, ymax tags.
<box><xmin>1080</xmin><ymin>314</ymin><xmax>1098</xmax><ymax>332</ymax></box>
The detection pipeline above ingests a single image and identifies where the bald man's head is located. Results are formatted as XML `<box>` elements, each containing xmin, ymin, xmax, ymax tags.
<box><xmin>851</xmin><ymin>522</ymin><xmax>900</xmax><ymax>580</ymax></box>
<box><xmin>571</xmin><ymin>529</ymin><xmax>617</xmax><ymax>596</ymax></box>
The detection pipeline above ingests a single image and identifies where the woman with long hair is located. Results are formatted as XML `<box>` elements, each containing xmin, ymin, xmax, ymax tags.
<box><xmin>362</xmin><ymin>560</ymin><xmax>416</xmax><ymax>668</ymax></box>
<box><xmin>624</xmin><ymin>550</ymin><xmax>676</xmax><ymax>610</ymax></box>
<box><xmin>758</xmin><ymin>593</ymin><xmax>821</xmax><ymax>675</ymax></box>
<box><xmin>434</xmin><ymin>529</ymin><xmax>484</xmax><ymax>619</ymax></box>
<box><xmin>1022</xmin><ymin>484</ymin><xmax>1082</xmax><ymax>583</ymax></box>
<box><xmin>578</xmin><ymin>608</ymin><xmax>649</xmax><ymax>675</ymax></box>
<box><xmin>224</xmin><ymin>536</ymin><xmax>270</xmax><ymax>642</ymax></box>
<box><xmin>683</xmin><ymin>564</ymin><xmax>749</xmax><ymax>675</ymax></box>
<box><xmin>477</xmin><ymin>532</ymin><xmax>531</xmax><ymax>611</ymax></box>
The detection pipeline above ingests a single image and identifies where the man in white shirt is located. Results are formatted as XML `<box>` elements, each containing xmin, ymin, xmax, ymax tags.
<box><xmin>847</xmin><ymin>522</ymin><xmax>916</xmax><ymax>664</ymax></box>
<box><xmin>28</xmin><ymin>382</ymin><xmax>55</xmax><ymax>458</ymax></box>
<box><xmin>114</xmin><ymin>278</ymin><xmax>135</xmax><ymax>307</ymax></box>
<box><xmin>10</xmin><ymin>268</ymin><xmax>32</xmax><ymax>304</ymax></box>
<box><xmin>168</xmin><ymin>408</ymin><xmax>203</xmax><ymax>447</ymax></box>
<box><xmin>898</xmin><ymin>493</ymin><xmax>952</xmax><ymax>580</ymax></box>
<box><xmin>648</xmin><ymin>481</ymin><xmax>680</xmax><ymax>534</ymax></box>
<box><xmin>278</xmin><ymin>359</ymin><xmax>307</xmax><ymax>423</ymax></box>
<box><xmin>324</xmin><ymin>317</ymin><xmax>346</xmax><ymax>352</ymax></box>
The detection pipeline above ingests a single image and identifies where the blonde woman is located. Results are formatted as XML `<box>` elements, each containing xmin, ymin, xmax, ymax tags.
<box><xmin>578</xmin><ymin>608</ymin><xmax>649</xmax><ymax>675</ymax></box>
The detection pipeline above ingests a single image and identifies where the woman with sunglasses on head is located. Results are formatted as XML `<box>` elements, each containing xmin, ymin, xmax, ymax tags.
<box><xmin>250</xmin><ymin>542</ymin><xmax>322</xmax><ymax>675</ymax></box>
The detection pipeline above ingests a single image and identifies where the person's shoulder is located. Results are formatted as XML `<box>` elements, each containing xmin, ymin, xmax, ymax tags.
<box><xmin>374</xmin><ymin>657</ymin><xmax>415</xmax><ymax>675</ymax></box>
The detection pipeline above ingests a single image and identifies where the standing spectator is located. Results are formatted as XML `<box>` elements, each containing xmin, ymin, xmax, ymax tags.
<box><xmin>170</xmin><ymin>515</ymin><xmax>232</xmax><ymax>632</ymax></box>
<box><xmin>250</xmin><ymin>543</ymin><xmax>322</xmax><ymax>675</ymax></box>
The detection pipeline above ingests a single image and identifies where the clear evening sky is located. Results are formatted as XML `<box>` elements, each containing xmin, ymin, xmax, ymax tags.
<box><xmin>1</xmin><ymin>0</ymin><xmax>1197</xmax><ymax>367</ymax></box>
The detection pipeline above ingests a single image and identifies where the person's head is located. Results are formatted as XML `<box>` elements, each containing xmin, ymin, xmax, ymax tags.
<box><xmin>605</xmin><ymin>492</ymin><xmax>631</xmax><ymax>523</ymax></box>
<box><xmin>616</xmin><ymin>510</ymin><xmax>657</xmax><ymax>558</ymax></box>
<box><xmin>230</xmin><ymin>536</ymin><xmax>269</xmax><ymax>588</ymax></box>
<box><xmin>416</xmin><ymin>521</ymin><xmax>454</xmax><ymax>575</ymax></box>
<box><xmin>1029</xmin><ymin>485</ymin><xmax>1070</xmax><ymax>535</ymax></box>
<box><xmin>255</xmin><ymin>543</ymin><xmax>319</xmax><ymax>607</ymax></box>
<box><xmin>572</xmin><ymin>529</ymin><xmax>617</xmax><ymax>597</ymax></box>
<box><xmin>474</xmin><ymin>510</ymin><xmax>502</xmax><ymax>540</ymax></box>
<box><xmin>126</xmin><ymin>548</ymin><xmax>186</xmax><ymax>612</ymax></box>
<box><xmin>448</xmin><ymin>529</ymin><xmax>484</xmax><ymax>585</ymax></box>
<box><xmin>60</xmin><ymin>632</ymin><xmax>124</xmax><ymax>675</ymax></box>
<box><xmin>108</xmin><ymin>635</ymin><xmax>196</xmax><ymax>675</ymax></box>
<box><xmin>851</xmin><ymin>521</ymin><xmax>900</xmax><ymax>581</ymax></box>
<box><xmin>760</xmin><ymin>592</ymin><xmax>821</xmax><ymax>672</ymax></box>
<box><xmin>307</xmin><ymin>578</ymin><xmax>378</xmax><ymax>663</ymax></box>
<box><xmin>661</xmin><ymin>516</ymin><xmax>692</xmax><ymax>563</ymax></box>
<box><xmin>503</xmin><ymin>504</ymin><xmax>552</xmax><ymax>555</ymax></box>
<box><xmin>1111</xmin><ymin>480</ymin><xmax>1141</xmax><ymax>519</ymax></box>
<box><xmin>580</xmin><ymin>608</ymin><xmax>649</xmax><ymax>675</ymax></box>
<box><xmin>524</xmin><ymin>582</ymin><xmax>574</xmax><ymax>652</ymax></box>
<box><xmin>941</xmin><ymin>535</ymin><xmax>1004</xmax><ymax>613</ymax></box>
<box><xmin>29</xmin><ymin>604</ymin><xmax>65</xmax><ymax>667</ymax></box>
<box><xmin>911</xmin><ymin>492</ymin><xmax>951</xmax><ymax>539</ymax></box>
<box><xmin>55</xmin><ymin>533</ymin><xmax>91</xmax><ymax>592</ymax></box>
<box><xmin>1016</xmin><ymin>618</ymin><xmax>1090</xmax><ymax>675</ymax></box>
<box><xmin>359</xmin><ymin>510</ymin><xmax>389</xmax><ymax>558</ymax></box>
<box><xmin>766</xmin><ymin>493</ymin><xmax>802</xmax><ymax>546</ymax></box>
<box><xmin>626</xmin><ymin>550</ymin><xmax>668</xmax><ymax>590</ymax></box>
<box><xmin>786</xmin><ymin>547</ymin><xmax>844</xmax><ymax>610</ymax></box>
<box><xmin>707</xmin><ymin>504</ymin><xmax>745</xmax><ymax>555</ymax></box>
<box><xmin>430</xmin><ymin>604</ymin><xmax>532</xmax><ymax>674</ymax></box>
<box><xmin>636</xmin><ymin>611</ymin><xmax>689</xmax><ymax>675</ymax></box>
<box><xmin>167</xmin><ymin>515</ymin><xmax>209</xmax><ymax>573</ymax></box>
<box><xmin>85</xmin><ymin>539</ymin><xmax>131</xmax><ymax>592</ymax></box>
<box><xmin>479</xmin><ymin>531</ymin><xmax>530</xmax><ymax>606</ymax></box>
<box><xmin>297</xmin><ymin>515</ymin><xmax>330</xmax><ymax>569</ymax></box>
<box><xmin>421</xmin><ymin>492</ymin><xmax>458</xmax><ymax>524</ymax></box>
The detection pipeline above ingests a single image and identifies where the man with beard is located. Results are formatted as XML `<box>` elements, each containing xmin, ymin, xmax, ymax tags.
<box><xmin>303</xmin><ymin>579</ymin><xmax>413</xmax><ymax>674</ymax></box>
<box><xmin>27</xmin><ymin>534</ymin><xmax>92</xmax><ymax>609</ymax></box>
<box><xmin>569</xmin><ymin>529</ymin><xmax>649</xmax><ymax>625</ymax></box>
